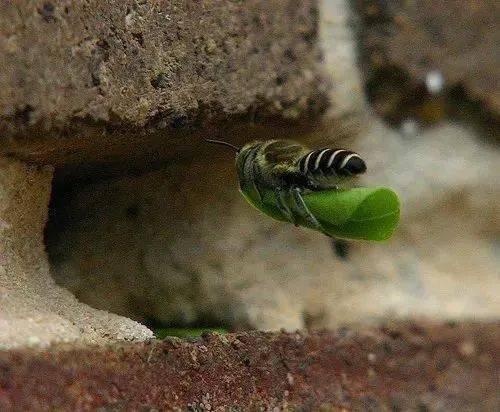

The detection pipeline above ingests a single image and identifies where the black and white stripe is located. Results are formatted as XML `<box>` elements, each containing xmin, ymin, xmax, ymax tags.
<box><xmin>298</xmin><ymin>148</ymin><xmax>366</xmax><ymax>176</ymax></box>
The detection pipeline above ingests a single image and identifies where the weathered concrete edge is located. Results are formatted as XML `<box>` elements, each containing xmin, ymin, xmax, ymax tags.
<box><xmin>0</xmin><ymin>156</ymin><xmax>154</xmax><ymax>349</ymax></box>
<box><xmin>1</xmin><ymin>322</ymin><xmax>498</xmax><ymax>410</ymax></box>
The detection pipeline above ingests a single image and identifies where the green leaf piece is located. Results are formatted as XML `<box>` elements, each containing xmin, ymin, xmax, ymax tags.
<box><xmin>154</xmin><ymin>327</ymin><xmax>228</xmax><ymax>339</ymax></box>
<box><xmin>240</xmin><ymin>185</ymin><xmax>400</xmax><ymax>241</ymax></box>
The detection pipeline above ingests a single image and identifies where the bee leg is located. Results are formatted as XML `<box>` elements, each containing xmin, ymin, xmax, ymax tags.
<box><xmin>290</xmin><ymin>187</ymin><xmax>331</xmax><ymax>237</ymax></box>
<box><xmin>253</xmin><ymin>182</ymin><xmax>264</xmax><ymax>204</ymax></box>
<box><xmin>275</xmin><ymin>188</ymin><xmax>296</xmax><ymax>225</ymax></box>
<box><xmin>331</xmin><ymin>238</ymin><xmax>350</xmax><ymax>260</ymax></box>
<box><xmin>252</xmin><ymin>162</ymin><xmax>264</xmax><ymax>203</ymax></box>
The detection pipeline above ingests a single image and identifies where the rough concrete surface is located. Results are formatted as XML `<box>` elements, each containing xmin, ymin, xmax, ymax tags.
<box><xmin>0</xmin><ymin>322</ymin><xmax>498</xmax><ymax>411</ymax></box>
<box><xmin>0</xmin><ymin>0</ymin><xmax>328</xmax><ymax>164</ymax></box>
<box><xmin>0</xmin><ymin>156</ymin><xmax>152</xmax><ymax>349</ymax></box>
<box><xmin>353</xmin><ymin>0</ymin><xmax>500</xmax><ymax>121</ymax></box>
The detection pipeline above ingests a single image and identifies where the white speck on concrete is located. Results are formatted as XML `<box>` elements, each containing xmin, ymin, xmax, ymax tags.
<box><xmin>425</xmin><ymin>70</ymin><xmax>445</xmax><ymax>94</ymax></box>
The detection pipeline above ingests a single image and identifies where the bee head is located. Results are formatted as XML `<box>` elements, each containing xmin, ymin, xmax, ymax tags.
<box><xmin>235</xmin><ymin>141</ymin><xmax>262</xmax><ymax>174</ymax></box>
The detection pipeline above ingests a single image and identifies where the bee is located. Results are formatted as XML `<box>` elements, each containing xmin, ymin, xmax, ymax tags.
<box><xmin>205</xmin><ymin>139</ymin><xmax>367</xmax><ymax>237</ymax></box>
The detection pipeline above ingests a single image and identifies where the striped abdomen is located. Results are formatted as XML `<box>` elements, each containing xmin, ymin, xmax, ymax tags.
<box><xmin>298</xmin><ymin>148</ymin><xmax>367</xmax><ymax>177</ymax></box>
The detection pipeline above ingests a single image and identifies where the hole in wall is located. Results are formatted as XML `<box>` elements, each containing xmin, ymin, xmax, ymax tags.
<box><xmin>44</xmin><ymin>156</ymin><xmax>235</xmax><ymax>335</ymax></box>
<box><xmin>41</xmin><ymin>118</ymin><xmax>341</xmax><ymax>334</ymax></box>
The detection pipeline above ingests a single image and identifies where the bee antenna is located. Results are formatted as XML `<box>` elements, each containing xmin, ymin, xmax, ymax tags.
<box><xmin>204</xmin><ymin>138</ymin><xmax>240</xmax><ymax>152</ymax></box>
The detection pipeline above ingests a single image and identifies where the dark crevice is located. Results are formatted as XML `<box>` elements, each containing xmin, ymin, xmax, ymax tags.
<box><xmin>361</xmin><ymin>64</ymin><xmax>498</xmax><ymax>144</ymax></box>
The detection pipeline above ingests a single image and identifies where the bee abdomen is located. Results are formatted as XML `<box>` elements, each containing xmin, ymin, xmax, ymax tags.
<box><xmin>298</xmin><ymin>148</ymin><xmax>367</xmax><ymax>176</ymax></box>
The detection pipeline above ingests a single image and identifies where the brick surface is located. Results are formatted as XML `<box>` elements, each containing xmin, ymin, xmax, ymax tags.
<box><xmin>0</xmin><ymin>322</ymin><xmax>498</xmax><ymax>411</ymax></box>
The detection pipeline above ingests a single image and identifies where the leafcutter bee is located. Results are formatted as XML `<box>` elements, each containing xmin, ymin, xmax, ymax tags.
<box><xmin>205</xmin><ymin>139</ymin><xmax>367</xmax><ymax>237</ymax></box>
